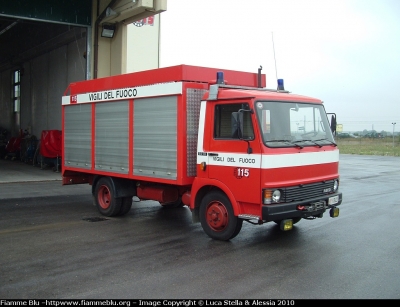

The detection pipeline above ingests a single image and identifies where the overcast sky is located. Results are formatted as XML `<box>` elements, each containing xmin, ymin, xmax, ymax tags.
<box><xmin>159</xmin><ymin>0</ymin><xmax>400</xmax><ymax>133</ymax></box>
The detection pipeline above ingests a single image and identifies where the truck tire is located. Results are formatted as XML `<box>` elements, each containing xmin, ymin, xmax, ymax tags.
<box><xmin>119</xmin><ymin>196</ymin><xmax>133</xmax><ymax>216</ymax></box>
<box><xmin>93</xmin><ymin>177</ymin><xmax>122</xmax><ymax>217</ymax></box>
<box><xmin>200</xmin><ymin>191</ymin><xmax>243</xmax><ymax>241</ymax></box>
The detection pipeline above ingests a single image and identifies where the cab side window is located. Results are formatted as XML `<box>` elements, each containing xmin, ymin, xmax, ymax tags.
<box><xmin>214</xmin><ymin>103</ymin><xmax>254</xmax><ymax>139</ymax></box>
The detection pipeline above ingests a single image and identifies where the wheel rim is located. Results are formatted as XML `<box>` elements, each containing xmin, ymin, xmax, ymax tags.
<box><xmin>205</xmin><ymin>201</ymin><xmax>229</xmax><ymax>231</ymax></box>
<box><xmin>98</xmin><ymin>185</ymin><xmax>111</xmax><ymax>209</ymax></box>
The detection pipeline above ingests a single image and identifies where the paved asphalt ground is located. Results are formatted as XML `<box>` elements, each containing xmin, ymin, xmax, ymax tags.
<box><xmin>0</xmin><ymin>158</ymin><xmax>88</xmax><ymax>199</ymax></box>
<box><xmin>0</xmin><ymin>155</ymin><xmax>399</xmax><ymax>299</ymax></box>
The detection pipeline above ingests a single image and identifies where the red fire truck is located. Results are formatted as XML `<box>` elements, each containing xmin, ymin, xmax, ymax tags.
<box><xmin>62</xmin><ymin>65</ymin><xmax>342</xmax><ymax>241</ymax></box>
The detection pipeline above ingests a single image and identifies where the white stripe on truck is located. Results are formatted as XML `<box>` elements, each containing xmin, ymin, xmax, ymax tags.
<box><xmin>62</xmin><ymin>82</ymin><xmax>183</xmax><ymax>105</ymax></box>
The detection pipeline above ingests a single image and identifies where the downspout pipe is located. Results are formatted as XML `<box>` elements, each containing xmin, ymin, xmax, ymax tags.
<box><xmin>94</xmin><ymin>0</ymin><xmax>119</xmax><ymax>79</ymax></box>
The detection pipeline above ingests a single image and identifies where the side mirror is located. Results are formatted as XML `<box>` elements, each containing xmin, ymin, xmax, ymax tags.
<box><xmin>232</xmin><ymin>110</ymin><xmax>248</xmax><ymax>139</ymax></box>
<box><xmin>231</xmin><ymin>112</ymin><xmax>240</xmax><ymax>138</ymax></box>
<box><xmin>231</xmin><ymin>109</ymin><xmax>254</xmax><ymax>154</ymax></box>
<box><xmin>327</xmin><ymin>113</ymin><xmax>337</xmax><ymax>136</ymax></box>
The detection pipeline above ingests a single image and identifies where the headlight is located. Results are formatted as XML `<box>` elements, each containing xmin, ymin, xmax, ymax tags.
<box><xmin>263</xmin><ymin>189</ymin><xmax>281</xmax><ymax>204</ymax></box>
<box><xmin>272</xmin><ymin>190</ymin><xmax>281</xmax><ymax>202</ymax></box>
<box><xmin>333</xmin><ymin>179</ymin><xmax>339</xmax><ymax>192</ymax></box>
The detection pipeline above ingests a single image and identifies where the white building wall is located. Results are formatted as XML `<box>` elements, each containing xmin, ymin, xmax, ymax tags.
<box><xmin>125</xmin><ymin>15</ymin><xmax>161</xmax><ymax>73</ymax></box>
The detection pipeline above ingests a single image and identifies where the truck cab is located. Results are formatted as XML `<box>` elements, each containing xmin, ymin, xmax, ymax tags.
<box><xmin>191</xmin><ymin>76</ymin><xmax>342</xmax><ymax>240</ymax></box>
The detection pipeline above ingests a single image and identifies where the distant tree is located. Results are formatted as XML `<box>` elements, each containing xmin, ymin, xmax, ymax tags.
<box><xmin>364</xmin><ymin>130</ymin><xmax>380</xmax><ymax>138</ymax></box>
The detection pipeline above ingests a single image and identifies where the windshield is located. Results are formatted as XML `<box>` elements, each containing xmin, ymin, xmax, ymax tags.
<box><xmin>255</xmin><ymin>101</ymin><xmax>336</xmax><ymax>148</ymax></box>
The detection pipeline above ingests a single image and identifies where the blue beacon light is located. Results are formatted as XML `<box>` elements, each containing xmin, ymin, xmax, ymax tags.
<box><xmin>277</xmin><ymin>79</ymin><xmax>284</xmax><ymax>90</ymax></box>
<box><xmin>216</xmin><ymin>72</ymin><xmax>224</xmax><ymax>84</ymax></box>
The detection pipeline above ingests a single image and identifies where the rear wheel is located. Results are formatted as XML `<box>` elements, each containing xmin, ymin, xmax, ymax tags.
<box><xmin>93</xmin><ymin>177</ymin><xmax>121</xmax><ymax>217</ymax></box>
<box><xmin>199</xmin><ymin>191</ymin><xmax>243</xmax><ymax>241</ymax></box>
<box><xmin>119</xmin><ymin>196</ymin><xmax>133</xmax><ymax>216</ymax></box>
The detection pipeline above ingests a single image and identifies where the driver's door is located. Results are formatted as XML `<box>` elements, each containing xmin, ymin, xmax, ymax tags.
<box><xmin>207</xmin><ymin>101</ymin><xmax>261</xmax><ymax>205</ymax></box>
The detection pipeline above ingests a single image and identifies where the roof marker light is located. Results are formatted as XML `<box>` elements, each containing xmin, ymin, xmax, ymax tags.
<box><xmin>216</xmin><ymin>72</ymin><xmax>224</xmax><ymax>84</ymax></box>
<box><xmin>277</xmin><ymin>79</ymin><xmax>284</xmax><ymax>91</ymax></box>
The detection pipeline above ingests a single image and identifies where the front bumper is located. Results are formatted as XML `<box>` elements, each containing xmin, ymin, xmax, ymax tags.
<box><xmin>261</xmin><ymin>192</ymin><xmax>342</xmax><ymax>222</ymax></box>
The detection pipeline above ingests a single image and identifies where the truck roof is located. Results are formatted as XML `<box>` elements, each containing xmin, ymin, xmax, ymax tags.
<box><xmin>65</xmin><ymin>65</ymin><xmax>266</xmax><ymax>95</ymax></box>
<box><xmin>209</xmin><ymin>87</ymin><xmax>323</xmax><ymax>104</ymax></box>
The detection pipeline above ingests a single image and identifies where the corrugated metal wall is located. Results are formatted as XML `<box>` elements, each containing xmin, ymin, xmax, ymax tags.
<box><xmin>0</xmin><ymin>33</ymin><xmax>86</xmax><ymax>139</ymax></box>
<box><xmin>95</xmin><ymin>101</ymin><xmax>129</xmax><ymax>174</ymax></box>
<box><xmin>133</xmin><ymin>95</ymin><xmax>177</xmax><ymax>180</ymax></box>
<box><xmin>64</xmin><ymin>104</ymin><xmax>92</xmax><ymax>169</ymax></box>
<box><xmin>0</xmin><ymin>70</ymin><xmax>12</xmax><ymax>134</ymax></box>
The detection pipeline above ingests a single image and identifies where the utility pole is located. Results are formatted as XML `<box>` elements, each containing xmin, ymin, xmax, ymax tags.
<box><xmin>392</xmin><ymin>122</ymin><xmax>396</xmax><ymax>147</ymax></box>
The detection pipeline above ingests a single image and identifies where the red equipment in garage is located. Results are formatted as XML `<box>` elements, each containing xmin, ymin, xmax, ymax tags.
<box><xmin>5</xmin><ymin>137</ymin><xmax>21</xmax><ymax>160</ymax></box>
<box><xmin>38</xmin><ymin>130</ymin><xmax>62</xmax><ymax>172</ymax></box>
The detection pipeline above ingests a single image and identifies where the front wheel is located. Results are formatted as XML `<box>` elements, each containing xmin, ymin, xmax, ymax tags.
<box><xmin>93</xmin><ymin>177</ymin><xmax>122</xmax><ymax>217</ymax></box>
<box><xmin>199</xmin><ymin>191</ymin><xmax>243</xmax><ymax>241</ymax></box>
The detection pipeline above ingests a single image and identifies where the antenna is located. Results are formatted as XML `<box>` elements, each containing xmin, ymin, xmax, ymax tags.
<box><xmin>271</xmin><ymin>32</ymin><xmax>278</xmax><ymax>82</ymax></box>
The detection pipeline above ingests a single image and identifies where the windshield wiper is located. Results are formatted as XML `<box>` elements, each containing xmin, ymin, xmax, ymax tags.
<box><xmin>294</xmin><ymin>139</ymin><xmax>322</xmax><ymax>148</ymax></box>
<box><xmin>267</xmin><ymin>139</ymin><xmax>303</xmax><ymax>149</ymax></box>
<box><xmin>313</xmin><ymin>138</ymin><xmax>338</xmax><ymax>147</ymax></box>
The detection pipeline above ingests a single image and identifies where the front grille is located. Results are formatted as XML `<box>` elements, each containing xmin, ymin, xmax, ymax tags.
<box><xmin>282</xmin><ymin>180</ymin><xmax>335</xmax><ymax>202</ymax></box>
